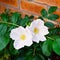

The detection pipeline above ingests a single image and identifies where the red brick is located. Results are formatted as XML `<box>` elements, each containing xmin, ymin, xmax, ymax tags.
<box><xmin>0</xmin><ymin>5</ymin><xmax>18</xmax><ymax>13</ymax></box>
<box><xmin>54</xmin><ymin>11</ymin><xmax>60</xmax><ymax>16</ymax></box>
<box><xmin>34</xmin><ymin>0</ymin><xmax>60</xmax><ymax>8</ymax></box>
<box><xmin>20</xmin><ymin>0</ymin><xmax>47</xmax><ymax>15</ymax></box>
<box><xmin>54</xmin><ymin>0</ymin><xmax>60</xmax><ymax>8</ymax></box>
<box><xmin>0</xmin><ymin>5</ymin><xmax>6</xmax><ymax>13</ymax></box>
<box><xmin>0</xmin><ymin>0</ymin><xmax>18</xmax><ymax>7</ymax></box>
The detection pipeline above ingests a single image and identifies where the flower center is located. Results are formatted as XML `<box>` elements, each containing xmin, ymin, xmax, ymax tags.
<box><xmin>20</xmin><ymin>34</ymin><xmax>26</xmax><ymax>40</ymax></box>
<box><xmin>34</xmin><ymin>28</ymin><xmax>39</xmax><ymax>34</ymax></box>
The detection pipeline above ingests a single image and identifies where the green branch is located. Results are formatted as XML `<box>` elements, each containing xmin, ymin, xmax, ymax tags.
<box><xmin>47</xmin><ymin>36</ymin><xmax>54</xmax><ymax>40</ymax></box>
<box><xmin>0</xmin><ymin>21</ymin><xmax>19</xmax><ymax>27</ymax></box>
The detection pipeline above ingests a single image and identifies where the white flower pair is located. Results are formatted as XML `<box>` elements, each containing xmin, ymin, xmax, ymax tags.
<box><xmin>10</xmin><ymin>19</ymin><xmax>49</xmax><ymax>50</ymax></box>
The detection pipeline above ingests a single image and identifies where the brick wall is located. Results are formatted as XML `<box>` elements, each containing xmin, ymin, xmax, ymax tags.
<box><xmin>0</xmin><ymin>0</ymin><xmax>60</xmax><ymax>21</ymax></box>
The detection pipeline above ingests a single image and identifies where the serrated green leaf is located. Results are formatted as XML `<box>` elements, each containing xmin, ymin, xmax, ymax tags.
<box><xmin>45</xmin><ymin>22</ymin><xmax>54</xmax><ymax>28</ymax></box>
<box><xmin>20</xmin><ymin>15</ymin><xmax>29</xmax><ymax>26</ymax></box>
<box><xmin>42</xmin><ymin>39</ymin><xmax>52</xmax><ymax>56</ymax></box>
<box><xmin>48</xmin><ymin>6</ymin><xmax>57</xmax><ymax>14</ymax></box>
<box><xmin>41</xmin><ymin>9</ymin><xmax>48</xmax><ymax>18</ymax></box>
<box><xmin>1</xmin><ymin>13</ymin><xmax>9</xmax><ymax>22</ymax></box>
<box><xmin>0</xmin><ymin>36</ymin><xmax>10</xmax><ymax>51</ymax></box>
<box><xmin>47</xmin><ymin>14</ymin><xmax>59</xmax><ymax>20</ymax></box>
<box><xmin>0</xmin><ymin>24</ymin><xmax>7</xmax><ymax>36</ymax></box>
<box><xmin>11</xmin><ymin>12</ymin><xmax>21</xmax><ymax>23</ymax></box>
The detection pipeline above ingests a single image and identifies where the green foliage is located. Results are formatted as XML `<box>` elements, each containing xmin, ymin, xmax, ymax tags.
<box><xmin>0</xmin><ymin>6</ymin><xmax>60</xmax><ymax>60</ymax></box>
<box><xmin>42</xmin><ymin>39</ymin><xmax>53</xmax><ymax>56</ymax></box>
<box><xmin>49</xmin><ymin>28</ymin><xmax>60</xmax><ymax>35</ymax></box>
<box><xmin>9</xmin><ymin>41</ymin><xmax>19</xmax><ymax>55</ymax></box>
<box><xmin>0</xmin><ymin>13</ymin><xmax>9</xmax><ymax>22</ymax></box>
<box><xmin>45</xmin><ymin>22</ymin><xmax>54</xmax><ymax>28</ymax></box>
<box><xmin>0</xmin><ymin>35</ymin><xmax>10</xmax><ymax>51</ymax></box>
<box><xmin>20</xmin><ymin>15</ymin><xmax>30</xmax><ymax>26</ymax></box>
<box><xmin>41</xmin><ymin>9</ymin><xmax>48</xmax><ymax>18</ymax></box>
<box><xmin>0</xmin><ymin>24</ymin><xmax>7</xmax><ymax>36</ymax></box>
<box><xmin>48</xmin><ymin>6</ymin><xmax>57</xmax><ymax>14</ymax></box>
<box><xmin>41</xmin><ymin>6</ymin><xmax>59</xmax><ymax>21</ymax></box>
<box><xmin>11</xmin><ymin>12</ymin><xmax>21</xmax><ymax>23</ymax></box>
<box><xmin>47</xmin><ymin>14</ymin><xmax>59</xmax><ymax>20</ymax></box>
<box><xmin>52</xmin><ymin>35</ymin><xmax>60</xmax><ymax>55</ymax></box>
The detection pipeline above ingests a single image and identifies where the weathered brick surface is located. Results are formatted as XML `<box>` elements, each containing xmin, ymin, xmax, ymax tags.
<box><xmin>54</xmin><ymin>11</ymin><xmax>60</xmax><ymax>16</ymax></box>
<box><xmin>0</xmin><ymin>0</ymin><xmax>60</xmax><ymax>21</ymax></box>
<box><xmin>0</xmin><ymin>0</ymin><xmax>18</xmax><ymax>7</ymax></box>
<box><xmin>0</xmin><ymin>5</ymin><xmax>6</xmax><ymax>13</ymax></box>
<box><xmin>20</xmin><ymin>0</ymin><xmax>47</xmax><ymax>15</ymax></box>
<box><xmin>34</xmin><ymin>0</ymin><xmax>60</xmax><ymax>8</ymax></box>
<box><xmin>0</xmin><ymin>5</ymin><xmax>18</xmax><ymax>13</ymax></box>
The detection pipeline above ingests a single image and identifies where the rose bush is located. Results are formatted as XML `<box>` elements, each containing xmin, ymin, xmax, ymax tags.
<box><xmin>0</xmin><ymin>6</ymin><xmax>60</xmax><ymax>60</ymax></box>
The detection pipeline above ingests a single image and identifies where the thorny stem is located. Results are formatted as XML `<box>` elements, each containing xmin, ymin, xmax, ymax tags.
<box><xmin>0</xmin><ymin>21</ymin><xmax>19</xmax><ymax>27</ymax></box>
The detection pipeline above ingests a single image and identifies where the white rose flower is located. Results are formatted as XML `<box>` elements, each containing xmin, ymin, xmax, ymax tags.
<box><xmin>29</xmin><ymin>19</ymin><xmax>49</xmax><ymax>43</ymax></box>
<box><xmin>10</xmin><ymin>26</ymin><xmax>33</xmax><ymax>50</ymax></box>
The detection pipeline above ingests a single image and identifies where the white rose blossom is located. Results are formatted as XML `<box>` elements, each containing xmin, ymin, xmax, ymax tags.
<box><xmin>28</xmin><ymin>19</ymin><xmax>49</xmax><ymax>43</ymax></box>
<box><xmin>10</xmin><ymin>26</ymin><xmax>33</xmax><ymax>50</ymax></box>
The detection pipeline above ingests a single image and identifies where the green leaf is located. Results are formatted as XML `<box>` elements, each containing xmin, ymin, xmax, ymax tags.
<box><xmin>0</xmin><ymin>36</ymin><xmax>10</xmax><ymax>51</ymax></box>
<box><xmin>53</xmin><ymin>41</ymin><xmax>60</xmax><ymax>55</ymax></box>
<box><xmin>42</xmin><ymin>39</ymin><xmax>52</xmax><ymax>56</ymax></box>
<box><xmin>0</xmin><ymin>24</ymin><xmax>7</xmax><ymax>36</ymax></box>
<box><xmin>20</xmin><ymin>15</ymin><xmax>29</xmax><ymax>26</ymax></box>
<box><xmin>25</xmin><ymin>51</ymin><xmax>45</xmax><ymax>60</ymax></box>
<box><xmin>10</xmin><ymin>41</ymin><xmax>19</xmax><ymax>55</ymax></box>
<box><xmin>29</xmin><ymin>15</ymin><xmax>34</xmax><ymax>19</ymax></box>
<box><xmin>47</xmin><ymin>14</ymin><xmax>59</xmax><ymax>20</ymax></box>
<box><xmin>41</xmin><ymin>9</ymin><xmax>48</xmax><ymax>18</ymax></box>
<box><xmin>49</xmin><ymin>28</ymin><xmax>60</xmax><ymax>35</ymax></box>
<box><xmin>8</xmin><ymin>26</ymin><xmax>16</xmax><ymax>32</ymax></box>
<box><xmin>1</xmin><ymin>13</ymin><xmax>9</xmax><ymax>22</ymax></box>
<box><xmin>45</xmin><ymin>22</ymin><xmax>54</xmax><ymax>28</ymax></box>
<box><xmin>48</xmin><ymin>6</ymin><xmax>57</xmax><ymax>14</ymax></box>
<box><xmin>53</xmin><ymin>35</ymin><xmax>60</xmax><ymax>55</ymax></box>
<box><xmin>38</xmin><ymin>16</ymin><xmax>43</xmax><ymax>20</ymax></box>
<box><xmin>14</xmin><ymin>56</ymin><xmax>24</xmax><ymax>60</ymax></box>
<box><xmin>11</xmin><ymin>12</ymin><xmax>21</xmax><ymax>23</ymax></box>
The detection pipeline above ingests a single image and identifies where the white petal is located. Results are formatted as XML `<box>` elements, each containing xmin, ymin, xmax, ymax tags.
<box><xmin>24</xmin><ymin>40</ymin><xmax>33</xmax><ymax>46</ymax></box>
<box><xmin>14</xmin><ymin>40</ymin><xmax>24</xmax><ymax>50</ymax></box>
<box><xmin>10</xmin><ymin>26</ymin><xmax>26</xmax><ymax>41</ymax></box>
<box><xmin>34</xmin><ymin>19</ymin><xmax>44</xmax><ymax>26</ymax></box>
<box><xmin>10</xmin><ymin>28</ymin><xmax>20</xmax><ymax>40</ymax></box>
<box><xmin>32</xmin><ymin>35</ymin><xmax>40</xmax><ymax>43</ymax></box>
<box><xmin>37</xmin><ymin>35</ymin><xmax>46</xmax><ymax>41</ymax></box>
<box><xmin>30</xmin><ymin>19</ymin><xmax>44</xmax><ymax>29</ymax></box>
<box><xmin>24</xmin><ymin>27</ymin><xmax>33</xmax><ymax>46</ymax></box>
<box><xmin>39</xmin><ymin>26</ymin><xmax>49</xmax><ymax>35</ymax></box>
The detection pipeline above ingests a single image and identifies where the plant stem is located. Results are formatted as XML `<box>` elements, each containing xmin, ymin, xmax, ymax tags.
<box><xmin>47</xmin><ymin>36</ymin><xmax>54</xmax><ymax>40</ymax></box>
<box><xmin>0</xmin><ymin>21</ymin><xmax>19</xmax><ymax>27</ymax></box>
<box><xmin>33</xmin><ymin>48</ymin><xmax>36</xmax><ymax>56</ymax></box>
